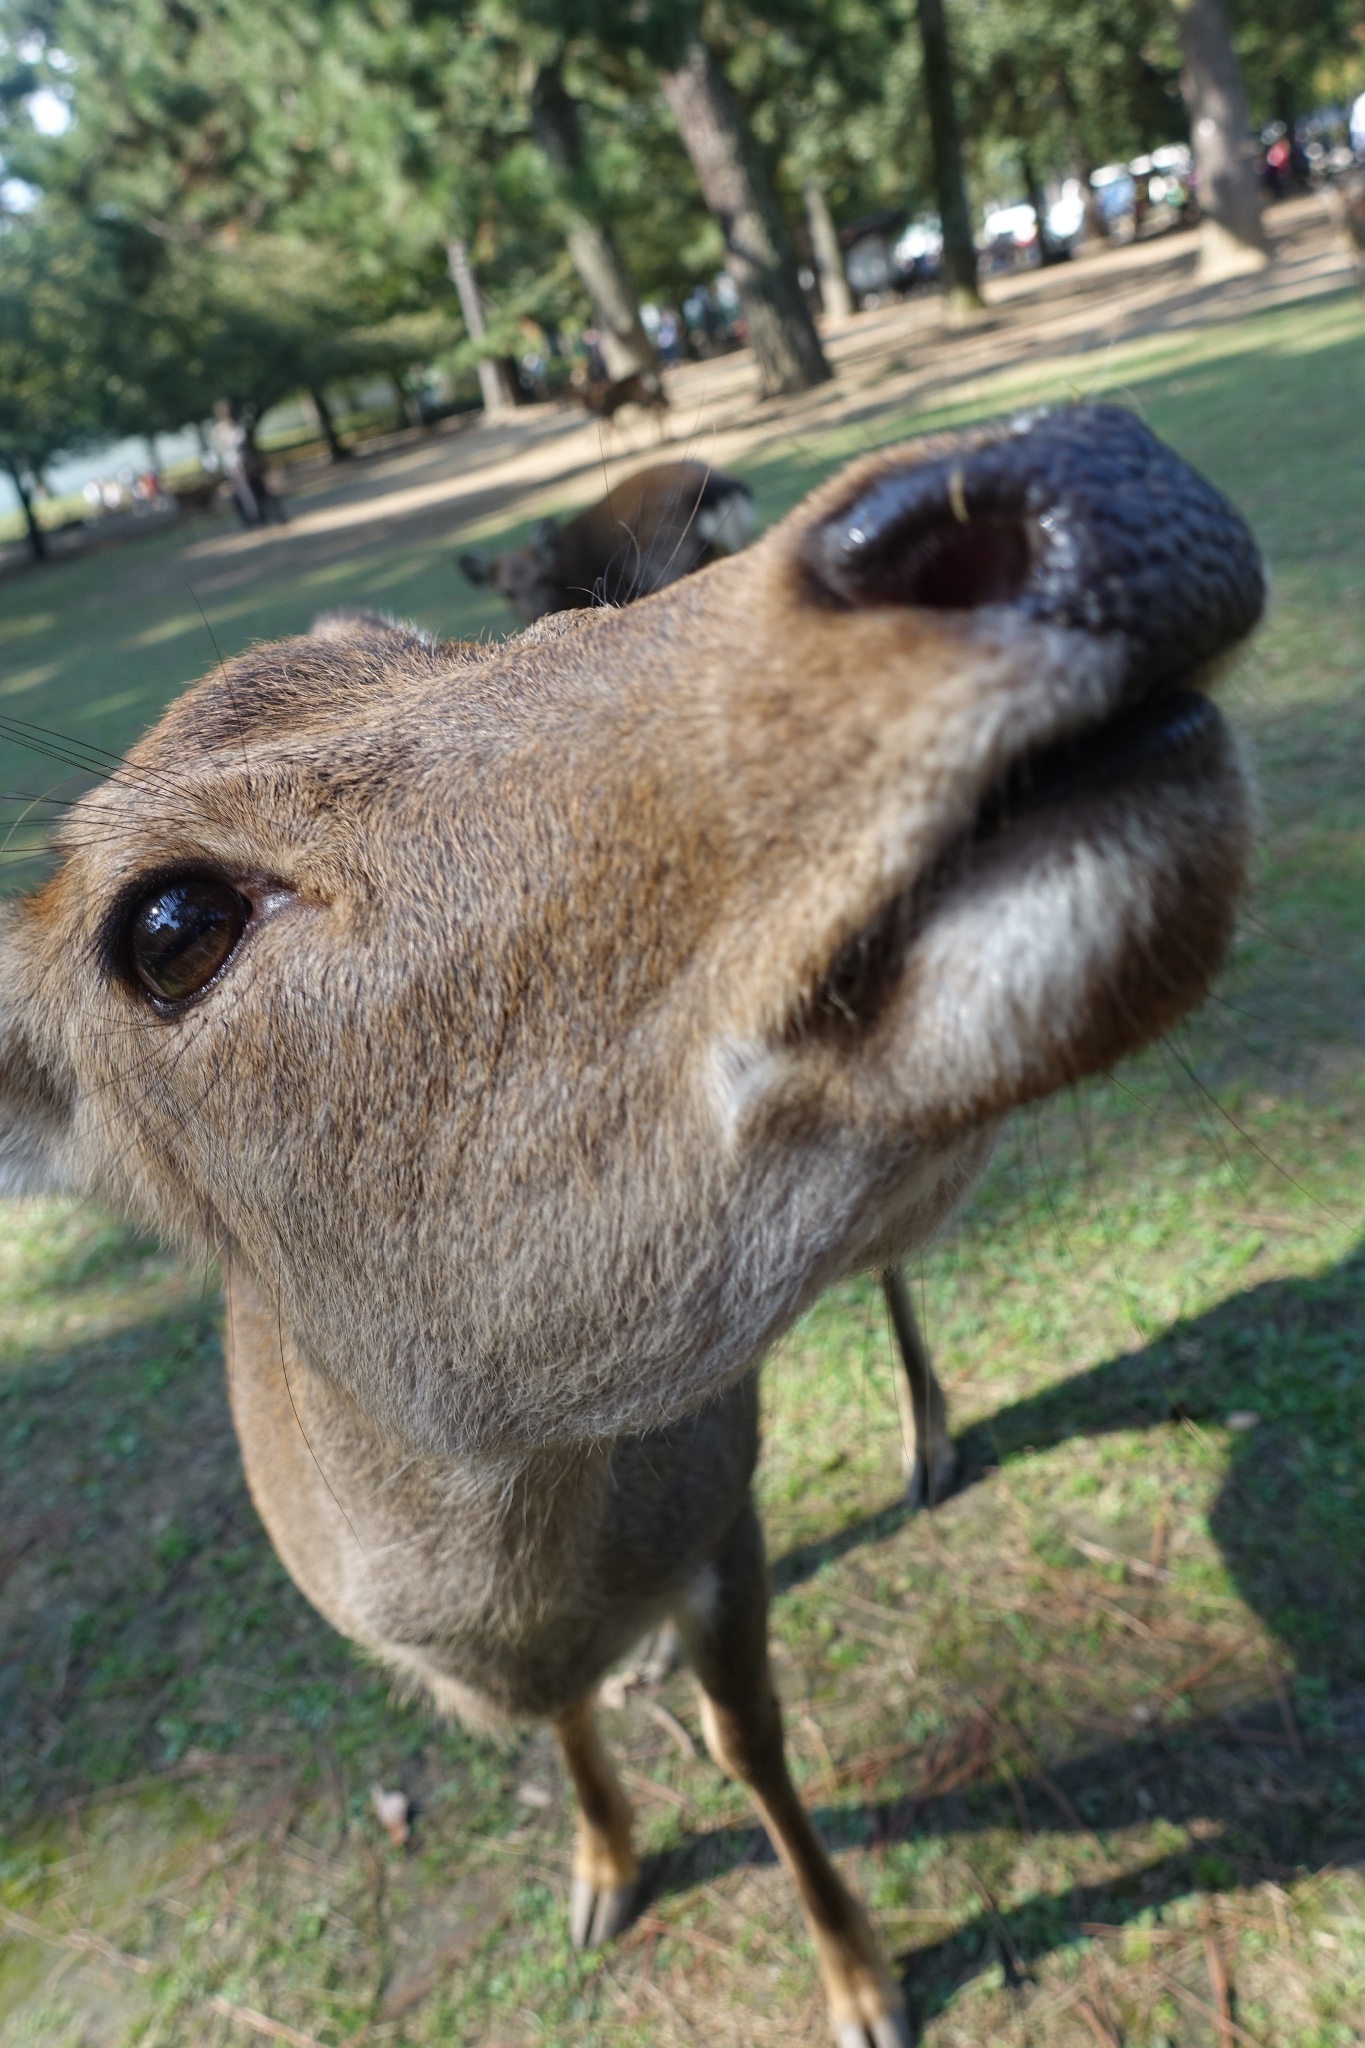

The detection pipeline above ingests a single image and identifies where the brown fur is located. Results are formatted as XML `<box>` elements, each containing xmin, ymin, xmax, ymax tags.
<box><xmin>572</xmin><ymin>367</ymin><xmax>670</xmax><ymax>422</ymax></box>
<box><xmin>0</xmin><ymin>408</ymin><xmax>1261</xmax><ymax>2044</ymax></box>
<box><xmin>459</xmin><ymin>458</ymin><xmax>757</xmax><ymax>622</ymax></box>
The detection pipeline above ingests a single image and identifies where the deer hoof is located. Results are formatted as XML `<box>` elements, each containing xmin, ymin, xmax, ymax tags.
<box><xmin>569</xmin><ymin>1874</ymin><xmax>640</xmax><ymax>1949</ymax></box>
<box><xmin>906</xmin><ymin>1440</ymin><xmax>958</xmax><ymax>1512</ymax></box>
<box><xmin>834</xmin><ymin>2013</ymin><xmax>912</xmax><ymax>2048</ymax></box>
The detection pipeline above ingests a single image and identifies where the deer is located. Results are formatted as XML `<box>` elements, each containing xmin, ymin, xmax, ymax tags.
<box><xmin>0</xmin><ymin>405</ymin><xmax>1261</xmax><ymax>2046</ymax></box>
<box><xmin>459</xmin><ymin>457</ymin><xmax>758</xmax><ymax>624</ymax></box>
<box><xmin>570</xmin><ymin>365</ymin><xmax>671</xmax><ymax>429</ymax></box>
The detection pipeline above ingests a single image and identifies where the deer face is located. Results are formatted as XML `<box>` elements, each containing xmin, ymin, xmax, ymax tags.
<box><xmin>0</xmin><ymin>408</ymin><xmax>1261</xmax><ymax>1458</ymax></box>
<box><xmin>459</xmin><ymin>517</ymin><xmax>564</xmax><ymax>622</ymax></box>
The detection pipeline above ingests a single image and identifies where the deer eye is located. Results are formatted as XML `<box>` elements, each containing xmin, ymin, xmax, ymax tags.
<box><xmin>127</xmin><ymin>877</ymin><xmax>250</xmax><ymax>1003</ymax></box>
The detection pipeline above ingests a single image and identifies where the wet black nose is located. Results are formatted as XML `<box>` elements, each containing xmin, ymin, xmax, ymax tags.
<box><xmin>799</xmin><ymin>404</ymin><xmax>1264</xmax><ymax>692</ymax></box>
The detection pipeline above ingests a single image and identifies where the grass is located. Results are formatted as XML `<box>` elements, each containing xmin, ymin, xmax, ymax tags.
<box><xmin>1</xmin><ymin>274</ymin><xmax>1364</xmax><ymax>2045</ymax></box>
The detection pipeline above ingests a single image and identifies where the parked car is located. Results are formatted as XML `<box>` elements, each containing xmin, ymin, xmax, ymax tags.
<box><xmin>892</xmin><ymin>217</ymin><xmax>943</xmax><ymax>288</ymax></box>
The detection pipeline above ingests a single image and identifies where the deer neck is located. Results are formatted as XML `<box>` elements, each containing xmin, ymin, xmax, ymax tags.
<box><xmin>223</xmin><ymin>1269</ymin><xmax>612</xmax><ymax>1657</ymax></box>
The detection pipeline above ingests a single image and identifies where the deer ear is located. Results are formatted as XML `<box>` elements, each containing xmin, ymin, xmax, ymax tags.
<box><xmin>459</xmin><ymin>550</ymin><xmax>495</xmax><ymax>586</ymax></box>
<box><xmin>531</xmin><ymin>517</ymin><xmax>560</xmax><ymax>568</ymax></box>
<box><xmin>0</xmin><ymin>967</ymin><xmax>77</xmax><ymax>1198</ymax></box>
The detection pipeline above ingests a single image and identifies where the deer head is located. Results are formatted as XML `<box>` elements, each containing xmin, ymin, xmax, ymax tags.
<box><xmin>0</xmin><ymin>407</ymin><xmax>1261</xmax><ymax>1464</ymax></box>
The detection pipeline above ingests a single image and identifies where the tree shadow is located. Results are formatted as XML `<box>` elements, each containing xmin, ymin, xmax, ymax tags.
<box><xmin>0</xmin><ymin>1305</ymin><xmax>384</xmax><ymax>1817</ymax></box>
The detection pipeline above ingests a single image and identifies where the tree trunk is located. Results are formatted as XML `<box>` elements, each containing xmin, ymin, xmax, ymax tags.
<box><xmin>1057</xmin><ymin>69</ymin><xmax>1109</xmax><ymax>245</ymax></box>
<box><xmin>915</xmin><ymin>0</ymin><xmax>983</xmax><ymax>316</ymax></box>
<box><xmin>310</xmin><ymin>387</ymin><xmax>351</xmax><ymax>461</ymax></box>
<box><xmin>802</xmin><ymin>180</ymin><xmax>853</xmax><ymax>319</ymax></box>
<box><xmin>1020</xmin><ymin>149</ymin><xmax>1065</xmax><ymax>265</ymax></box>
<box><xmin>658</xmin><ymin>38</ymin><xmax>830</xmax><ymax>395</ymax></box>
<box><xmin>1174</xmin><ymin>0</ymin><xmax>1269</xmax><ymax>275</ymax></box>
<box><xmin>531</xmin><ymin>57</ymin><xmax>656</xmax><ymax>379</ymax></box>
<box><xmin>445</xmin><ymin>238</ymin><xmax>520</xmax><ymax>417</ymax></box>
<box><xmin>9</xmin><ymin>467</ymin><xmax>46</xmax><ymax>562</ymax></box>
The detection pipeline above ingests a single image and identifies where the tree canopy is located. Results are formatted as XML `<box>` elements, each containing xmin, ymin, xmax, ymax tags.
<box><xmin>1</xmin><ymin>0</ymin><xmax>1362</xmax><ymax>494</ymax></box>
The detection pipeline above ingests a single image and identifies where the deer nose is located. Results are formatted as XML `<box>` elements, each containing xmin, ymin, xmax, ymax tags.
<box><xmin>798</xmin><ymin>403</ymin><xmax>1264</xmax><ymax>694</ymax></box>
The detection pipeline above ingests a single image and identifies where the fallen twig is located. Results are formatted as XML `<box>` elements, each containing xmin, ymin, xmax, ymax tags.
<box><xmin>206</xmin><ymin>1993</ymin><xmax>327</xmax><ymax>2048</ymax></box>
<box><xmin>630</xmin><ymin>1913</ymin><xmax>734</xmax><ymax>1958</ymax></box>
<box><xmin>1202</xmin><ymin>1911</ymin><xmax>1236</xmax><ymax>2048</ymax></box>
<box><xmin>78</xmin><ymin>1750</ymin><xmax>285</xmax><ymax>1805</ymax></box>
<box><xmin>1270</xmin><ymin>1667</ymin><xmax>1305</xmax><ymax>1758</ymax></box>
<box><xmin>979</xmin><ymin>1703</ymin><xmax>1103</xmax><ymax>1849</ymax></box>
<box><xmin>0</xmin><ymin>1904</ymin><xmax>152</xmax><ymax>1977</ymax></box>
<box><xmin>1152</xmin><ymin>1633</ymin><xmax>1257</xmax><ymax>1712</ymax></box>
<box><xmin>622</xmin><ymin>1765</ymin><xmax>690</xmax><ymax>1810</ymax></box>
<box><xmin>1070</xmin><ymin>1534</ymin><xmax>1173</xmax><ymax>1583</ymax></box>
<box><xmin>1075</xmin><ymin>1994</ymin><xmax>1123</xmax><ymax>2048</ymax></box>
<box><xmin>645</xmin><ymin>1698</ymin><xmax>698</xmax><ymax>1760</ymax></box>
<box><xmin>1152</xmin><ymin>1966</ymin><xmax>1264</xmax><ymax>2048</ymax></box>
<box><xmin>379</xmin><ymin>1901</ymin><xmax>504</xmax><ymax>2019</ymax></box>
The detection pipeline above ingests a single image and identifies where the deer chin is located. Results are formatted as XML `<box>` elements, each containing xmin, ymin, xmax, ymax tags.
<box><xmin>838</xmin><ymin>678</ymin><xmax>1252</xmax><ymax>1144</ymax></box>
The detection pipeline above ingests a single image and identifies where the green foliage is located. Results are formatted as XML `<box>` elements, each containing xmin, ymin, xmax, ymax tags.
<box><xmin>0</xmin><ymin>205</ymin><xmax>134</xmax><ymax>486</ymax></box>
<box><xmin>2</xmin><ymin>0</ymin><xmax>1365</xmax><ymax>477</ymax></box>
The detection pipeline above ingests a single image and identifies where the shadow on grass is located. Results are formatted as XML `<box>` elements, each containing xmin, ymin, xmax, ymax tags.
<box><xmin>637</xmin><ymin>1693</ymin><xmax>1365</xmax><ymax>2034</ymax></box>
<box><xmin>775</xmin><ymin>1242</ymin><xmax>1365</xmax><ymax>1683</ymax></box>
<box><xmin>0</xmin><ymin>1304</ymin><xmax>421</xmax><ymax>1820</ymax></box>
<box><xmin>4</xmin><ymin>1244</ymin><xmax>1362</xmax><ymax>2014</ymax></box>
<box><xmin>713</xmin><ymin>1245</ymin><xmax>1365</xmax><ymax>2006</ymax></box>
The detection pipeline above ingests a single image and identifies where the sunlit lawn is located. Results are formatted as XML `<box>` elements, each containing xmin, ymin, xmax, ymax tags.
<box><xmin>1</xmin><ymin>280</ymin><xmax>1364</xmax><ymax>2046</ymax></box>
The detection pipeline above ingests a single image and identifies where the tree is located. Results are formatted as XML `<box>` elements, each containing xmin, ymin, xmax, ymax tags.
<box><xmin>1173</xmin><ymin>0</ymin><xmax>1269</xmax><ymax>274</ymax></box>
<box><xmin>714</xmin><ymin>1</ymin><xmax>926</xmax><ymax>318</ymax></box>
<box><xmin>955</xmin><ymin>0</ymin><xmax>1181</xmax><ymax>252</ymax></box>
<box><xmin>655</xmin><ymin>31</ymin><xmax>830</xmax><ymax>393</ymax></box>
<box><xmin>1</xmin><ymin>0</ymin><xmax>542</xmax><ymax>425</ymax></box>
<box><xmin>522</xmin><ymin>0</ymin><xmax>830</xmax><ymax>394</ymax></box>
<box><xmin>0</xmin><ymin>207</ymin><xmax>133</xmax><ymax>559</ymax></box>
<box><xmin>529</xmin><ymin>49</ymin><xmax>655</xmax><ymax>377</ymax></box>
<box><xmin>915</xmin><ymin>0</ymin><xmax>981</xmax><ymax>314</ymax></box>
<box><xmin>802</xmin><ymin>180</ymin><xmax>851</xmax><ymax>318</ymax></box>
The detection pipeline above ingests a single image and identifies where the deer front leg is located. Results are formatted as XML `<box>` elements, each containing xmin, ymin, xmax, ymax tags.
<box><xmin>677</xmin><ymin>1501</ymin><xmax>910</xmax><ymax>2048</ymax></box>
<box><xmin>554</xmin><ymin>1697</ymin><xmax>641</xmax><ymax>1948</ymax></box>
<box><xmin>881</xmin><ymin>1266</ymin><xmax>957</xmax><ymax>1510</ymax></box>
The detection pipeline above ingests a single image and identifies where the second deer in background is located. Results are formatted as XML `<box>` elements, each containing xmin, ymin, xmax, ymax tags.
<box><xmin>460</xmin><ymin>459</ymin><xmax>758</xmax><ymax>623</ymax></box>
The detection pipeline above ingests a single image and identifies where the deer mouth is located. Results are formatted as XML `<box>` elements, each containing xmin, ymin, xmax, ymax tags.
<box><xmin>800</xmin><ymin>670</ymin><xmax>1240</xmax><ymax>1051</ymax></box>
<box><xmin>970</xmin><ymin>678</ymin><xmax>1222</xmax><ymax>840</ymax></box>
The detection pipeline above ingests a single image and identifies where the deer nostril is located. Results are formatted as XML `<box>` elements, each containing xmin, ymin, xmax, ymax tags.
<box><xmin>878</xmin><ymin>514</ymin><xmax>1036</xmax><ymax>611</ymax></box>
<box><xmin>802</xmin><ymin>460</ymin><xmax>1041</xmax><ymax>614</ymax></box>
<box><xmin>799</xmin><ymin>404</ymin><xmax>1265</xmax><ymax>689</ymax></box>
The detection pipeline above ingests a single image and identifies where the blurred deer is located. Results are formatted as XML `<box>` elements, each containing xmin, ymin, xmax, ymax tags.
<box><xmin>571</xmin><ymin>365</ymin><xmax>670</xmax><ymax>433</ymax></box>
<box><xmin>0</xmin><ymin>407</ymin><xmax>1261</xmax><ymax>2045</ymax></box>
<box><xmin>460</xmin><ymin>459</ymin><xmax>757</xmax><ymax>624</ymax></box>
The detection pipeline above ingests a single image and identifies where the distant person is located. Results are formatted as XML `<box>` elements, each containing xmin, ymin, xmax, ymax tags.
<box><xmin>656</xmin><ymin>307</ymin><xmax>683</xmax><ymax>365</ymax></box>
<box><xmin>211</xmin><ymin>400</ymin><xmax>287</xmax><ymax>528</ymax></box>
<box><xmin>581</xmin><ymin>327</ymin><xmax>609</xmax><ymax>382</ymax></box>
